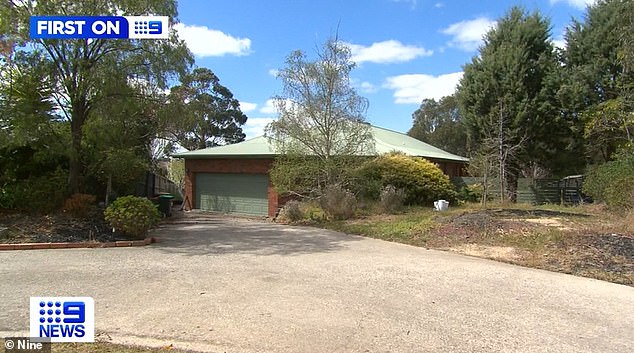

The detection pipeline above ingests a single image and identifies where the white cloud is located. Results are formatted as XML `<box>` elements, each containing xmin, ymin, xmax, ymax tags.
<box><xmin>259</xmin><ymin>99</ymin><xmax>278</xmax><ymax>115</ymax></box>
<box><xmin>346</xmin><ymin>40</ymin><xmax>433</xmax><ymax>64</ymax></box>
<box><xmin>239</xmin><ymin>101</ymin><xmax>257</xmax><ymax>113</ymax></box>
<box><xmin>434</xmin><ymin>2</ymin><xmax>444</xmax><ymax>8</ymax></box>
<box><xmin>359</xmin><ymin>81</ymin><xmax>378</xmax><ymax>93</ymax></box>
<box><xmin>552</xmin><ymin>37</ymin><xmax>566</xmax><ymax>50</ymax></box>
<box><xmin>174</xmin><ymin>23</ymin><xmax>251</xmax><ymax>57</ymax></box>
<box><xmin>393</xmin><ymin>0</ymin><xmax>418</xmax><ymax>9</ymax></box>
<box><xmin>259</xmin><ymin>98</ymin><xmax>298</xmax><ymax>115</ymax></box>
<box><xmin>441</xmin><ymin>17</ymin><xmax>496</xmax><ymax>52</ymax></box>
<box><xmin>351</xmin><ymin>78</ymin><xmax>378</xmax><ymax>93</ymax></box>
<box><xmin>243</xmin><ymin>117</ymin><xmax>274</xmax><ymax>138</ymax></box>
<box><xmin>383</xmin><ymin>72</ymin><xmax>463</xmax><ymax>104</ymax></box>
<box><xmin>550</xmin><ymin>0</ymin><xmax>596</xmax><ymax>9</ymax></box>
<box><xmin>268</xmin><ymin>69</ymin><xmax>279</xmax><ymax>77</ymax></box>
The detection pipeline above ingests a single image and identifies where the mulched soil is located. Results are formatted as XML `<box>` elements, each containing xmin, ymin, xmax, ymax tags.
<box><xmin>545</xmin><ymin>233</ymin><xmax>634</xmax><ymax>284</ymax></box>
<box><xmin>0</xmin><ymin>209</ymin><xmax>130</xmax><ymax>244</ymax></box>
<box><xmin>431</xmin><ymin>209</ymin><xmax>634</xmax><ymax>286</ymax></box>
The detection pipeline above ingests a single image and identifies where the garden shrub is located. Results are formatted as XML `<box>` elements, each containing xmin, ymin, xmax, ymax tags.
<box><xmin>63</xmin><ymin>193</ymin><xmax>97</xmax><ymax>218</ymax></box>
<box><xmin>278</xmin><ymin>200</ymin><xmax>303</xmax><ymax>223</ymax></box>
<box><xmin>378</xmin><ymin>185</ymin><xmax>405</xmax><ymax>214</ymax></box>
<box><xmin>3</xmin><ymin>168</ymin><xmax>67</xmax><ymax>213</ymax></box>
<box><xmin>0</xmin><ymin>186</ymin><xmax>16</xmax><ymax>210</ymax></box>
<box><xmin>458</xmin><ymin>183</ymin><xmax>484</xmax><ymax>203</ymax></box>
<box><xmin>301</xmin><ymin>201</ymin><xmax>327</xmax><ymax>221</ymax></box>
<box><xmin>583</xmin><ymin>154</ymin><xmax>634</xmax><ymax>209</ymax></box>
<box><xmin>604</xmin><ymin>176</ymin><xmax>634</xmax><ymax>210</ymax></box>
<box><xmin>104</xmin><ymin>196</ymin><xmax>160</xmax><ymax>239</ymax></box>
<box><xmin>356</xmin><ymin>153</ymin><xmax>457</xmax><ymax>205</ymax></box>
<box><xmin>320</xmin><ymin>184</ymin><xmax>357</xmax><ymax>220</ymax></box>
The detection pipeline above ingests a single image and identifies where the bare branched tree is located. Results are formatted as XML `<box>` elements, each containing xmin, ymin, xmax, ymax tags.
<box><xmin>265</xmin><ymin>37</ymin><xmax>375</xmax><ymax>196</ymax></box>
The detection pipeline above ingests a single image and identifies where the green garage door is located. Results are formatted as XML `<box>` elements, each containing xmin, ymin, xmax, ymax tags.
<box><xmin>195</xmin><ymin>173</ymin><xmax>269</xmax><ymax>216</ymax></box>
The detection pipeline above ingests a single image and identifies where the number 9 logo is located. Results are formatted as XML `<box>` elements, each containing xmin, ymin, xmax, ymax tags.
<box><xmin>63</xmin><ymin>302</ymin><xmax>86</xmax><ymax>323</ymax></box>
<box><xmin>148</xmin><ymin>21</ymin><xmax>162</xmax><ymax>34</ymax></box>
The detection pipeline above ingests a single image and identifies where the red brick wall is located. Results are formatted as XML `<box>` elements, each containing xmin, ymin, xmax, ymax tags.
<box><xmin>183</xmin><ymin>158</ymin><xmax>279</xmax><ymax>217</ymax></box>
<box><xmin>430</xmin><ymin>159</ymin><xmax>468</xmax><ymax>177</ymax></box>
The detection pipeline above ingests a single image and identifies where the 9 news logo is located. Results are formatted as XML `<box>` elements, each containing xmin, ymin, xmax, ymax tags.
<box><xmin>29</xmin><ymin>297</ymin><xmax>94</xmax><ymax>342</ymax></box>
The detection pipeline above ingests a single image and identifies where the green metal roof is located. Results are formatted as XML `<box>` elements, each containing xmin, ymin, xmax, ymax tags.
<box><xmin>174</xmin><ymin>125</ymin><xmax>469</xmax><ymax>163</ymax></box>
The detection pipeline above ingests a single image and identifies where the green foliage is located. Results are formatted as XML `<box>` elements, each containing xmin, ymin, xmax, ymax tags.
<box><xmin>166</xmin><ymin>68</ymin><xmax>247</xmax><ymax>150</ymax></box>
<box><xmin>320</xmin><ymin>184</ymin><xmax>357</xmax><ymax>220</ymax></box>
<box><xmin>104</xmin><ymin>196</ymin><xmax>161</xmax><ymax>239</ymax></box>
<box><xmin>0</xmin><ymin>51</ymin><xmax>60</xmax><ymax>148</ymax></box>
<box><xmin>63</xmin><ymin>193</ymin><xmax>97</xmax><ymax>219</ymax></box>
<box><xmin>277</xmin><ymin>200</ymin><xmax>303</xmax><ymax>223</ymax></box>
<box><xmin>457</xmin><ymin>7</ymin><xmax>571</xmax><ymax>194</ymax></box>
<box><xmin>270</xmin><ymin>155</ymin><xmax>365</xmax><ymax>197</ymax></box>
<box><xmin>357</xmin><ymin>153</ymin><xmax>457</xmax><ymax>205</ymax></box>
<box><xmin>300</xmin><ymin>201</ymin><xmax>327</xmax><ymax>222</ymax></box>
<box><xmin>85</xmin><ymin>147</ymin><xmax>147</xmax><ymax>196</ymax></box>
<box><xmin>458</xmin><ymin>183</ymin><xmax>485</xmax><ymax>203</ymax></box>
<box><xmin>269</xmin><ymin>155</ymin><xmax>323</xmax><ymax>195</ymax></box>
<box><xmin>378</xmin><ymin>185</ymin><xmax>406</xmax><ymax>214</ymax></box>
<box><xmin>408</xmin><ymin>95</ymin><xmax>468</xmax><ymax>156</ymax></box>
<box><xmin>582</xmin><ymin>98</ymin><xmax>633</xmax><ymax>161</ymax></box>
<box><xmin>1</xmin><ymin>0</ymin><xmax>193</xmax><ymax>193</ymax></box>
<box><xmin>167</xmin><ymin>158</ymin><xmax>185</xmax><ymax>191</ymax></box>
<box><xmin>560</xmin><ymin>0</ymin><xmax>633</xmax><ymax>163</ymax></box>
<box><xmin>604</xmin><ymin>176</ymin><xmax>634</xmax><ymax>210</ymax></box>
<box><xmin>0</xmin><ymin>168</ymin><xmax>67</xmax><ymax>213</ymax></box>
<box><xmin>583</xmin><ymin>153</ymin><xmax>634</xmax><ymax>209</ymax></box>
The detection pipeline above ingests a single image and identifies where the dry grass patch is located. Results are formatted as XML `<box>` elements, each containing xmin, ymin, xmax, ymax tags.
<box><xmin>450</xmin><ymin>244</ymin><xmax>524</xmax><ymax>261</ymax></box>
<box><xmin>0</xmin><ymin>340</ymin><xmax>197</xmax><ymax>353</ymax></box>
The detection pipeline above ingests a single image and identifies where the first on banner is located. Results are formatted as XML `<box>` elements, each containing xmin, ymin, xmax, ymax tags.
<box><xmin>29</xmin><ymin>16</ymin><xmax>169</xmax><ymax>39</ymax></box>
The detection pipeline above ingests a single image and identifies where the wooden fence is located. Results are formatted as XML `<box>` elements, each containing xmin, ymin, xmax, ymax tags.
<box><xmin>452</xmin><ymin>177</ymin><xmax>582</xmax><ymax>204</ymax></box>
<box><xmin>135</xmin><ymin>172</ymin><xmax>184</xmax><ymax>201</ymax></box>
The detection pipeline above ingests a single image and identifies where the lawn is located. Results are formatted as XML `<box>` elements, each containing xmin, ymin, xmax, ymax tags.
<box><xmin>323</xmin><ymin>203</ymin><xmax>634</xmax><ymax>286</ymax></box>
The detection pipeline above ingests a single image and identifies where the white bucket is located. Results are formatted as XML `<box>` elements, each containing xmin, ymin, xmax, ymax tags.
<box><xmin>434</xmin><ymin>200</ymin><xmax>449</xmax><ymax>211</ymax></box>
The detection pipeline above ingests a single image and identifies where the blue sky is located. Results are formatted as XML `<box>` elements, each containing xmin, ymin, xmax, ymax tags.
<box><xmin>175</xmin><ymin>0</ymin><xmax>594</xmax><ymax>138</ymax></box>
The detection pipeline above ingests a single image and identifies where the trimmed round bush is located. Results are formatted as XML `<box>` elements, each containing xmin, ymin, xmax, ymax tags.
<box><xmin>357</xmin><ymin>153</ymin><xmax>457</xmax><ymax>205</ymax></box>
<box><xmin>104</xmin><ymin>196</ymin><xmax>160</xmax><ymax>239</ymax></box>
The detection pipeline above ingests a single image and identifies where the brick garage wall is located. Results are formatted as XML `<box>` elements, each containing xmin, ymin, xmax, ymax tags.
<box><xmin>183</xmin><ymin>157</ymin><xmax>468</xmax><ymax>216</ymax></box>
<box><xmin>430</xmin><ymin>159</ymin><xmax>468</xmax><ymax>177</ymax></box>
<box><xmin>183</xmin><ymin>158</ymin><xmax>279</xmax><ymax>217</ymax></box>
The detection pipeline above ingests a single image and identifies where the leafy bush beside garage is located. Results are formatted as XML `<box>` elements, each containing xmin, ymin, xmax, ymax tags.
<box><xmin>355</xmin><ymin>153</ymin><xmax>457</xmax><ymax>205</ymax></box>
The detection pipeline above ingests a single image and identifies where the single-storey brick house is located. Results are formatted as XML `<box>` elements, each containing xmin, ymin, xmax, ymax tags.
<box><xmin>174</xmin><ymin>125</ymin><xmax>468</xmax><ymax>217</ymax></box>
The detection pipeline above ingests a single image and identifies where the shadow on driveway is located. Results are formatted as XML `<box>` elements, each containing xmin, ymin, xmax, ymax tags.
<box><xmin>151</xmin><ymin>219</ymin><xmax>360</xmax><ymax>256</ymax></box>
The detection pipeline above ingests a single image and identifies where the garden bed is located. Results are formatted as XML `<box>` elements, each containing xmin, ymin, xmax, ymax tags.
<box><xmin>0</xmin><ymin>209</ymin><xmax>130</xmax><ymax>244</ymax></box>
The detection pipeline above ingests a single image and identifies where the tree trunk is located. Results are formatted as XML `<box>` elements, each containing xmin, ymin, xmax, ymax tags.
<box><xmin>498</xmin><ymin>103</ymin><xmax>506</xmax><ymax>203</ymax></box>
<box><xmin>482</xmin><ymin>158</ymin><xmax>489</xmax><ymax>208</ymax></box>
<box><xmin>506</xmin><ymin>170</ymin><xmax>519</xmax><ymax>203</ymax></box>
<box><xmin>68</xmin><ymin>119</ymin><xmax>83</xmax><ymax>194</ymax></box>
<box><xmin>105</xmin><ymin>174</ymin><xmax>112</xmax><ymax>206</ymax></box>
<box><xmin>68</xmin><ymin>102</ymin><xmax>88</xmax><ymax>194</ymax></box>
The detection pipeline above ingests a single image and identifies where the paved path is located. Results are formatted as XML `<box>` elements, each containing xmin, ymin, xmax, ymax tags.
<box><xmin>1</xmin><ymin>216</ymin><xmax>633</xmax><ymax>352</ymax></box>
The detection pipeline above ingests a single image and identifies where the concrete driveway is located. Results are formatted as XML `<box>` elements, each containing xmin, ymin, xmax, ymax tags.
<box><xmin>1</xmin><ymin>216</ymin><xmax>633</xmax><ymax>353</ymax></box>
